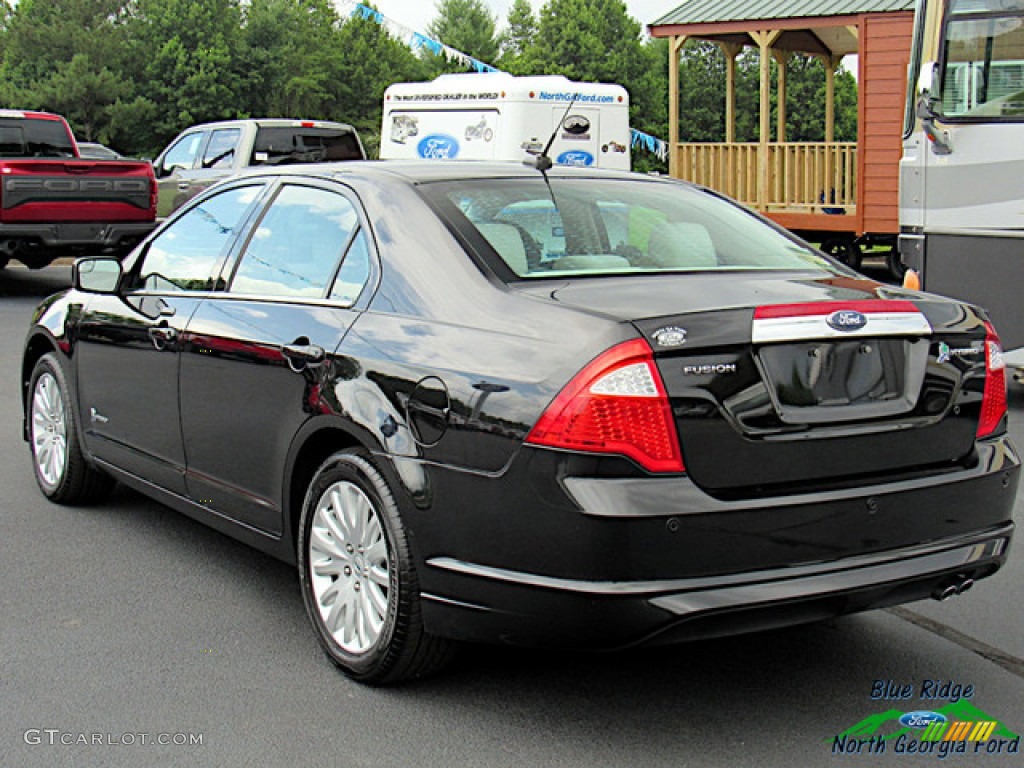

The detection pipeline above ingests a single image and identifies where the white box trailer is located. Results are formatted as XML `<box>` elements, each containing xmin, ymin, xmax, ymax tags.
<box><xmin>381</xmin><ymin>73</ymin><xmax>630</xmax><ymax>170</ymax></box>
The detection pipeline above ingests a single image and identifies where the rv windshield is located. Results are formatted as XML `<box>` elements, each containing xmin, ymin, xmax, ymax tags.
<box><xmin>938</xmin><ymin>0</ymin><xmax>1024</xmax><ymax>118</ymax></box>
<box><xmin>423</xmin><ymin>177</ymin><xmax>832</xmax><ymax>279</ymax></box>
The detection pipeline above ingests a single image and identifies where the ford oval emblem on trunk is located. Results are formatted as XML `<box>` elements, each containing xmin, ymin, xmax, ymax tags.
<box><xmin>826</xmin><ymin>309</ymin><xmax>868</xmax><ymax>332</ymax></box>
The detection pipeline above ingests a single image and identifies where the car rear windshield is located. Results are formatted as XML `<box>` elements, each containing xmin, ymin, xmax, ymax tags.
<box><xmin>251</xmin><ymin>127</ymin><xmax>364</xmax><ymax>165</ymax></box>
<box><xmin>422</xmin><ymin>176</ymin><xmax>833</xmax><ymax>278</ymax></box>
<box><xmin>0</xmin><ymin>118</ymin><xmax>75</xmax><ymax>158</ymax></box>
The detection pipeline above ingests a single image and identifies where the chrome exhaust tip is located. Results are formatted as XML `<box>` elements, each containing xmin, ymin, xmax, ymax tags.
<box><xmin>956</xmin><ymin>578</ymin><xmax>974</xmax><ymax>596</ymax></box>
<box><xmin>932</xmin><ymin>584</ymin><xmax>958</xmax><ymax>601</ymax></box>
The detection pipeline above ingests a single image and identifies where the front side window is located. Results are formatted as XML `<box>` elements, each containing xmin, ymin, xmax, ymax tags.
<box><xmin>229</xmin><ymin>184</ymin><xmax>362</xmax><ymax>299</ymax></box>
<box><xmin>135</xmin><ymin>185</ymin><xmax>263</xmax><ymax>292</ymax></box>
<box><xmin>160</xmin><ymin>132</ymin><xmax>205</xmax><ymax>174</ymax></box>
<box><xmin>422</xmin><ymin>177</ymin><xmax>831</xmax><ymax>279</ymax></box>
<box><xmin>938</xmin><ymin>0</ymin><xmax>1024</xmax><ymax>118</ymax></box>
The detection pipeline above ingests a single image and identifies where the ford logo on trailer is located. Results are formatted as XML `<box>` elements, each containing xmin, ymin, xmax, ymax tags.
<box><xmin>556</xmin><ymin>150</ymin><xmax>594</xmax><ymax>167</ymax></box>
<box><xmin>898</xmin><ymin>711</ymin><xmax>948</xmax><ymax>729</ymax></box>
<box><xmin>826</xmin><ymin>309</ymin><xmax>868</xmax><ymax>332</ymax></box>
<box><xmin>417</xmin><ymin>135</ymin><xmax>460</xmax><ymax>159</ymax></box>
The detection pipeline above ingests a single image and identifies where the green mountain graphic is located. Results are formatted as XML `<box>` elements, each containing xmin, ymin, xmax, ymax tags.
<box><xmin>835</xmin><ymin>700</ymin><xmax>1019</xmax><ymax>742</ymax></box>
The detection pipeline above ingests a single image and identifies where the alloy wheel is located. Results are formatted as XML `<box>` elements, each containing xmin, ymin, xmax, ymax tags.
<box><xmin>308</xmin><ymin>480</ymin><xmax>391</xmax><ymax>654</ymax></box>
<box><xmin>31</xmin><ymin>371</ymin><xmax>68</xmax><ymax>491</ymax></box>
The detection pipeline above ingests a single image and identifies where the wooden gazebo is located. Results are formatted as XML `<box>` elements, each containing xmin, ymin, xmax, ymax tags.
<box><xmin>649</xmin><ymin>0</ymin><xmax>915</xmax><ymax>261</ymax></box>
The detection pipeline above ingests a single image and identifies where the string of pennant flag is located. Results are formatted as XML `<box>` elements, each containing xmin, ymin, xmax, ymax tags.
<box><xmin>337</xmin><ymin>0</ymin><xmax>668</xmax><ymax>162</ymax></box>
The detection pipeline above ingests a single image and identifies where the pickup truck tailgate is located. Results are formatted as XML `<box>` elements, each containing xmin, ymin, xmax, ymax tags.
<box><xmin>0</xmin><ymin>160</ymin><xmax>155</xmax><ymax>223</ymax></box>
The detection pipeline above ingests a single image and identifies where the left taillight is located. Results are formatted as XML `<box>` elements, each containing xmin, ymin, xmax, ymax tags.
<box><xmin>977</xmin><ymin>321</ymin><xmax>1007</xmax><ymax>439</ymax></box>
<box><xmin>525</xmin><ymin>338</ymin><xmax>685</xmax><ymax>473</ymax></box>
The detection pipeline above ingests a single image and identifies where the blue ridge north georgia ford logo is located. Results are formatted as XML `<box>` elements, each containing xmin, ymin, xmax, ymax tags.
<box><xmin>826</xmin><ymin>309</ymin><xmax>869</xmax><ymax>332</ymax></box>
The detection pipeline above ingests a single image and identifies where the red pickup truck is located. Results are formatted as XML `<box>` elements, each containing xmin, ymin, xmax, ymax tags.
<box><xmin>0</xmin><ymin>110</ymin><xmax>157</xmax><ymax>270</ymax></box>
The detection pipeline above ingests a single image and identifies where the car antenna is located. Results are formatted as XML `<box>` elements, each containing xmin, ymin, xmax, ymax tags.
<box><xmin>527</xmin><ymin>92</ymin><xmax>579</xmax><ymax>172</ymax></box>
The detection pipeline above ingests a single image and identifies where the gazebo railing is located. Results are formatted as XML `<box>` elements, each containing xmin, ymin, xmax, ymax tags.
<box><xmin>674</xmin><ymin>141</ymin><xmax>857</xmax><ymax>215</ymax></box>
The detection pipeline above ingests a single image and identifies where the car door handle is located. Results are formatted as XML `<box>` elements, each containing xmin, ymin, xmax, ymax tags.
<box><xmin>282</xmin><ymin>342</ymin><xmax>326</xmax><ymax>372</ymax></box>
<box><xmin>148</xmin><ymin>325</ymin><xmax>177</xmax><ymax>350</ymax></box>
<box><xmin>177</xmin><ymin>181</ymin><xmax>190</xmax><ymax>190</ymax></box>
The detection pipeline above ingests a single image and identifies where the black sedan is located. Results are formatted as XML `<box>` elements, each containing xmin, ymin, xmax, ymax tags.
<box><xmin>22</xmin><ymin>162</ymin><xmax>1018</xmax><ymax>684</ymax></box>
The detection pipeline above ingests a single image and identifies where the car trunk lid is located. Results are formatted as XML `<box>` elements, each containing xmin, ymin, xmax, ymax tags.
<box><xmin>526</xmin><ymin>273</ymin><xmax>992</xmax><ymax>495</ymax></box>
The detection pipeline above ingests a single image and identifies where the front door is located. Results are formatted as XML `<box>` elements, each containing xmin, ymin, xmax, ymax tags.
<box><xmin>76</xmin><ymin>183</ymin><xmax>267</xmax><ymax>494</ymax></box>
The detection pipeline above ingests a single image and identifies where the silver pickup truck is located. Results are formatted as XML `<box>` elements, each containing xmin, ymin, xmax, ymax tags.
<box><xmin>152</xmin><ymin>118</ymin><xmax>365</xmax><ymax>218</ymax></box>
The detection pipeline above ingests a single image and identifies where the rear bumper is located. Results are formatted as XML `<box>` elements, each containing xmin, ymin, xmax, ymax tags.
<box><xmin>416</xmin><ymin>436</ymin><xmax>1019</xmax><ymax>648</ymax></box>
<box><xmin>423</xmin><ymin>524</ymin><xmax>1012</xmax><ymax>648</ymax></box>
<box><xmin>0</xmin><ymin>221</ymin><xmax>156</xmax><ymax>252</ymax></box>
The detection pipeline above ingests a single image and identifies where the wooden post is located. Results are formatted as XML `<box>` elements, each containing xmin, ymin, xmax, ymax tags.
<box><xmin>824</xmin><ymin>55</ymin><xmax>838</xmax><ymax>144</ymax></box>
<box><xmin>774</xmin><ymin>51</ymin><xmax>791</xmax><ymax>143</ymax></box>
<box><xmin>718</xmin><ymin>42</ymin><xmax>742</xmax><ymax>144</ymax></box>
<box><xmin>820</xmin><ymin>54</ymin><xmax>842</xmax><ymax>210</ymax></box>
<box><xmin>750</xmin><ymin>30</ymin><xmax>781</xmax><ymax>209</ymax></box>
<box><xmin>667</xmin><ymin>35</ymin><xmax>687</xmax><ymax>178</ymax></box>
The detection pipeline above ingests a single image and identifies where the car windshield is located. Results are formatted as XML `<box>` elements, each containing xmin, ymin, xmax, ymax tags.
<box><xmin>421</xmin><ymin>176</ymin><xmax>832</xmax><ymax>278</ymax></box>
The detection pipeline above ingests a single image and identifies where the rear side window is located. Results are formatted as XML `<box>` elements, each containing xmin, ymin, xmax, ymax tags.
<box><xmin>423</xmin><ymin>177</ymin><xmax>831</xmax><ymax>278</ymax></box>
<box><xmin>135</xmin><ymin>185</ymin><xmax>264</xmax><ymax>292</ymax></box>
<box><xmin>229</xmin><ymin>184</ymin><xmax>364</xmax><ymax>299</ymax></box>
<box><xmin>202</xmin><ymin>128</ymin><xmax>241</xmax><ymax>169</ymax></box>
<box><xmin>251</xmin><ymin>127</ymin><xmax>364</xmax><ymax>165</ymax></box>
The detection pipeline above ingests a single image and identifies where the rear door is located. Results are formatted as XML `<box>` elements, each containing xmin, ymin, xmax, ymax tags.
<box><xmin>179</xmin><ymin>179</ymin><xmax>376</xmax><ymax>535</ymax></box>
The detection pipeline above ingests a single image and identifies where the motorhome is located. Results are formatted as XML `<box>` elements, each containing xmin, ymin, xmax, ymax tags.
<box><xmin>899</xmin><ymin>0</ymin><xmax>1024</xmax><ymax>373</ymax></box>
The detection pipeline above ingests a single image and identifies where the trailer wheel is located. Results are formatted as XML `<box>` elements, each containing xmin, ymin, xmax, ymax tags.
<box><xmin>886</xmin><ymin>246</ymin><xmax>907</xmax><ymax>281</ymax></box>
<box><xmin>820</xmin><ymin>237</ymin><xmax>862</xmax><ymax>271</ymax></box>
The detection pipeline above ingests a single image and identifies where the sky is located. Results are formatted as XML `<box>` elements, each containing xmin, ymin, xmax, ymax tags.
<box><xmin>367</xmin><ymin>0</ymin><xmax>679</xmax><ymax>39</ymax></box>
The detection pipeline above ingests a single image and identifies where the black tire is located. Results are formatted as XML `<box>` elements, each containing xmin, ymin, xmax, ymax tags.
<box><xmin>820</xmin><ymin>237</ymin><xmax>862</xmax><ymax>271</ymax></box>
<box><xmin>27</xmin><ymin>353</ymin><xmax>114</xmax><ymax>504</ymax></box>
<box><xmin>298</xmin><ymin>449</ymin><xmax>455</xmax><ymax>684</ymax></box>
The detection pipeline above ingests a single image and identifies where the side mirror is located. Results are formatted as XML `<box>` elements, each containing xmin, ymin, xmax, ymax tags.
<box><xmin>73</xmin><ymin>257</ymin><xmax>122</xmax><ymax>294</ymax></box>
<box><xmin>915</xmin><ymin>62</ymin><xmax>952</xmax><ymax>155</ymax></box>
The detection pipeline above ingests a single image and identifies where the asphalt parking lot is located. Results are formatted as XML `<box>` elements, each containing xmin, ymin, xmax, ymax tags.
<box><xmin>2</xmin><ymin>263</ymin><xmax>1022</xmax><ymax>767</ymax></box>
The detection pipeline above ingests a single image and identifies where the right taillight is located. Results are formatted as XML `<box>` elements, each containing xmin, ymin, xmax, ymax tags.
<box><xmin>525</xmin><ymin>338</ymin><xmax>685</xmax><ymax>473</ymax></box>
<box><xmin>977</xmin><ymin>321</ymin><xmax>1007</xmax><ymax>439</ymax></box>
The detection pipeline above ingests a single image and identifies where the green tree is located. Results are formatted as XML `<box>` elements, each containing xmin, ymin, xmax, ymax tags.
<box><xmin>675</xmin><ymin>40</ymin><xmax>726</xmax><ymax>141</ymax></box>
<box><xmin>0</xmin><ymin>0</ymin><xmax>133</xmax><ymax>142</ymax></box>
<box><xmin>333</xmin><ymin>12</ymin><xmax>429</xmax><ymax>156</ymax></box>
<box><xmin>240</xmin><ymin>0</ymin><xmax>340</xmax><ymax>119</ymax></box>
<box><xmin>424</xmin><ymin>0</ymin><xmax>499</xmax><ymax>75</ymax></box>
<box><xmin>123</xmin><ymin>0</ymin><xmax>247</xmax><ymax>153</ymax></box>
<box><xmin>498</xmin><ymin>0</ymin><xmax>537</xmax><ymax>74</ymax></box>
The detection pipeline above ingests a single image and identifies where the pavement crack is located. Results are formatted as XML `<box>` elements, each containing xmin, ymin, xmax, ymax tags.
<box><xmin>887</xmin><ymin>606</ymin><xmax>1024</xmax><ymax>679</ymax></box>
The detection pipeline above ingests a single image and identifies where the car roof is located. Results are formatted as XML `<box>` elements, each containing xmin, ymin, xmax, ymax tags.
<box><xmin>236</xmin><ymin>160</ymin><xmax>677</xmax><ymax>187</ymax></box>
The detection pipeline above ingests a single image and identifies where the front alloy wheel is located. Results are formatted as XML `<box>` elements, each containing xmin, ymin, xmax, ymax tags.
<box><xmin>28</xmin><ymin>353</ymin><xmax>113</xmax><ymax>504</ymax></box>
<box><xmin>298</xmin><ymin>450</ymin><xmax>455</xmax><ymax>684</ymax></box>
<box><xmin>31</xmin><ymin>370</ymin><xmax>68</xmax><ymax>493</ymax></box>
